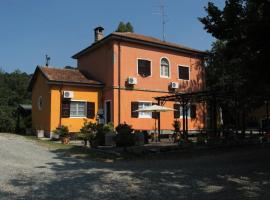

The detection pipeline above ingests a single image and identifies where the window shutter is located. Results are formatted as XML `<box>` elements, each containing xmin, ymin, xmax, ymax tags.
<box><xmin>87</xmin><ymin>102</ymin><xmax>95</xmax><ymax>119</ymax></box>
<box><xmin>174</xmin><ymin>104</ymin><xmax>180</xmax><ymax>118</ymax></box>
<box><xmin>190</xmin><ymin>104</ymin><xmax>196</xmax><ymax>119</ymax></box>
<box><xmin>61</xmin><ymin>100</ymin><xmax>70</xmax><ymax>118</ymax></box>
<box><xmin>152</xmin><ymin>102</ymin><xmax>159</xmax><ymax>119</ymax></box>
<box><xmin>131</xmin><ymin>102</ymin><xmax>139</xmax><ymax>118</ymax></box>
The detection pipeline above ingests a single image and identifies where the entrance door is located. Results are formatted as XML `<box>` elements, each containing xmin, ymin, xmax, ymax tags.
<box><xmin>105</xmin><ymin>100</ymin><xmax>111</xmax><ymax>124</ymax></box>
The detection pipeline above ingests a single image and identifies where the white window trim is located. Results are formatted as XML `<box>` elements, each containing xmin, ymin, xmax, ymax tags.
<box><xmin>160</xmin><ymin>57</ymin><xmax>171</xmax><ymax>78</ymax></box>
<box><xmin>69</xmin><ymin>100</ymin><xmax>87</xmax><ymax>118</ymax></box>
<box><xmin>178</xmin><ymin>65</ymin><xmax>190</xmax><ymax>81</ymax></box>
<box><xmin>175</xmin><ymin>103</ymin><xmax>191</xmax><ymax>119</ymax></box>
<box><xmin>137</xmin><ymin>58</ymin><xmax>152</xmax><ymax>78</ymax></box>
<box><xmin>104</xmin><ymin>100</ymin><xmax>112</xmax><ymax>124</ymax></box>
<box><xmin>137</xmin><ymin>101</ymin><xmax>152</xmax><ymax>119</ymax></box>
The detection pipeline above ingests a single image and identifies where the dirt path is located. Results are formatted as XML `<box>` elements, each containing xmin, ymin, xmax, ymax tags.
<box><xmin>0</xmin><ymin>133</ymin><xmax>270</xmax><ymax>200</ymax></box>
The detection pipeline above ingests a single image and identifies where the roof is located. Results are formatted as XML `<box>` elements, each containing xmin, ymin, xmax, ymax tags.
<box><xmin>72</xmin><ymin>32</ymin><xmax>208</xmax><ymax>59</ymax></box>
<box><xmin>28</xmin><ymin>66</ymin><xmax>103</xmax><ymax>90</ymax></box>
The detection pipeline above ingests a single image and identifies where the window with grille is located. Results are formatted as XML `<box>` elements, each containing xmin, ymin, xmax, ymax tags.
<box><xmin>70</xmin><ymin>101</ymin><xmax>87</xmax><ymax>117</ymax></box>
<box><xmin>160</xmin><ymin>58</ymin><xmax>170</xmax><ymax>78</ymax></box>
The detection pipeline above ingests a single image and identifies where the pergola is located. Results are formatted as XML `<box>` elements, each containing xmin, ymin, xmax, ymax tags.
<box><xmin>154</xmin><ymin>90</ymin><xmax>237</xmax><ymax>138</ymax></box>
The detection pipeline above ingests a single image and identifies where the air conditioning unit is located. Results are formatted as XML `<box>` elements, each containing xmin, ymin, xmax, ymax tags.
<box><xmin>170</xmin><ymin>82</ymin><xmax>179</xmax><ymax>89</ymax></box>
<box><xmin>63</xmin><ymin>91</ymin><xmax>74</xmax><ymax>98</ymax></box>
<box><xmin>127</xmin><ymin>77</ymin><xmax>137</xmax><ymax>85</ymax></box>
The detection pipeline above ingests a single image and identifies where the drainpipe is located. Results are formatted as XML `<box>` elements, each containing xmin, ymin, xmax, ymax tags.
<box><xmin>118</xmin><ymin>41</ymin><xmax>121</xmax><ymax>125</ymax></box>
<box><xmin>59</xmin><ymin>84</ymin><xmax>63</xmax><ymax>127</ymax></box>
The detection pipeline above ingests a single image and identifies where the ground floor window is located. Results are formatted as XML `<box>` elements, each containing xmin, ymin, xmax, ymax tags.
<box><xmin>174</xmin><ymin>104</ymin><xmax>196</xmax><ymax>119</ymax></box>
<box><xmin>70</xmin><ymin>101</ymin><xmax>87</xmax><ymax>117</ymax></box>
<box><xmin>138</xmin><ymin>102</ymin><xmax>152</xmax><ymax>118</ymax></box>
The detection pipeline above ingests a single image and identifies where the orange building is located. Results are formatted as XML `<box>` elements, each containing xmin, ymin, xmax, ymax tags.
<box><xmin>30</xmin><ymin>27</ymin><xmax>207</xmax><ymax>136</ymax></box>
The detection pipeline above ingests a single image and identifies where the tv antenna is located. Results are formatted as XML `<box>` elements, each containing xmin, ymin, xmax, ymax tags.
<box><xmin>153</xmin><ymin>0</ymin><xmax>169</xmax><ymax>41</ymax></box>
<box><xmin>45</xmin><ymin>54</ymin><xmax>50</xmax><ymax>66</ymax></box>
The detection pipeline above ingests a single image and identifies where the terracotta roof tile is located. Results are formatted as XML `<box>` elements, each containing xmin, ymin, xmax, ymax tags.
<box><xmin>72</xmin><ymin>32</ymin><xmax>207</xmax><ymax>58</ymax></box>
<box><xmin>39</xmin><ymin>66</ymin><xmax>103</xmax><ymax>85</ymax></box>
<box><xmin>111</xmin><ymin>32</ymin><xmax>206</xmax><ymax>54</ymax></box>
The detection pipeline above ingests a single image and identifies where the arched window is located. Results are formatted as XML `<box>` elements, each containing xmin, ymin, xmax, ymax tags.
<box><xmin>160</xmin><ymin>58</ymin><xmax>170</xmax><ymax>78</ymax></box>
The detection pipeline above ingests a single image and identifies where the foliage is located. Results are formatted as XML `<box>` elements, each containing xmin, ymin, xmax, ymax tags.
<box><xmin>53</xmin><ymin>125</ymin><xmax>69</xmax><ymax>138</ymax></box>
<box><xmin>96</xmin><ymin>122</ymin><xmax>114</xmax><ymax>146</ymax></box>
<box><xmin>172</xmin><ymin>120</ymin><xmax>181</xmax><ymax>133</ymax></box>
<box><xmin>199</xmin><ymin>0</ymin><xmax>270</xmax><ymax>97</ymax></box>
<box><xmin>79</xmin><ymin>121</ymin><xmax>97</xmax><ymax>147</ymax></box>
<box><xmin>115</xmin><ymin>122</ymin><xmax>135</xmax><ymax>148</ymax></box>
<box><xmin>115</xmin><ymin>21</ymin><xmax>134</xmax><ymax>32</ymax></box>
<box><xmin>0</xmin><ymin>69</ymin><xmax>31</xmax><ymax>132</ymax></box>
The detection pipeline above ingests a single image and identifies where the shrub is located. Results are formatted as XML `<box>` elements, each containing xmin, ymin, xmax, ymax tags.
<box><xmin>115</xmin><ymin>122</ymin><xmax>135</xmax><ymax>149</ymax></box>
<box><xmin>79</xmin><ymin>121</ymin><xmax>97</xmax><ymax>147</ymax></box>
<box><xmin>53</xmin><ymin>125</ymin><xmax>69</xmax><ymax>138</ymax></box>
<box><xmin>96</xmin><ymin>123</ymin><xmax>115</xmax><ymax>146</ymax></box>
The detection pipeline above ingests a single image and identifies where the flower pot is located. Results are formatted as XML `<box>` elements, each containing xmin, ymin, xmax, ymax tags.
<box><xmin>61</xmin><ymin>137</ymin><xmax>70</xmax><ymax>144</ymax></box>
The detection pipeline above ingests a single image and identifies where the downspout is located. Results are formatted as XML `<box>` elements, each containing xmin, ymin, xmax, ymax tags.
<box><xmin>118</xmin><ymin>40</ymin><xmax>121</xmax><ymax>125</ymax></box>
<box><xmin>59</xmin><ymin>83</ymin><xmax>63</xmax><ymax>127</ymax></box>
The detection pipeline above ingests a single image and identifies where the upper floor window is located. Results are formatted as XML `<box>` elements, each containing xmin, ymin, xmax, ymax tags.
<box><xmin>160</xmin><ymin>58</ymin><xmax>170</xmax><ymax>78</ymax></box>
<box><xmin>178</xmin><ymin>65</ymin><xmax>190</xmax><ymax>80</ymax></box>
<box><xmin>138</xmin><ymin>59</ymin><xmax>151</xmax><ymax>77</ymax></box>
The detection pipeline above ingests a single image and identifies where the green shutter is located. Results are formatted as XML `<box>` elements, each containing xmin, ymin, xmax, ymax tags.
<box><xmin>131</xmin><ymin>102</ymin><xmax>139</xmax><ymax>118</ymax></box>
<box><xmin>87</xmin><ymin>102</ymin><xmax>95</xmax><ymax>119</ymax></box>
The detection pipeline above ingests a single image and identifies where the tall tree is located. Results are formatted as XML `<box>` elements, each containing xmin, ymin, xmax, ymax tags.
<box><xmin>200</xmin><ymin>0</ymin><xmax>270</xmax><ymax>97</ymax></box>
<box><xmin>116</xmin><ymin>21</ymin><xmax>134</xmax><ymax>32</ymax></box>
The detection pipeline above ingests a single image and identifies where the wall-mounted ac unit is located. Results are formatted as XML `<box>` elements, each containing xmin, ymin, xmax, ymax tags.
<box><xmin>127</xmin><ymin>77</ymin><xmax>137</xmax><ymax>85</ymax></box>
<box><xmin>170</xmin><ymin>82</ymin><xmax>179</xmax><ymax>89</ymax></box>
<box><xmin>63</xmin><ymin>91</ymin><xmax>74</xmax><ymax>98</ymax></box>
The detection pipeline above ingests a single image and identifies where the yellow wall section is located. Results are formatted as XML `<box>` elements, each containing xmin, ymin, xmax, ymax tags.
<box><xmin>50</xmin><ymin>85</ymin><xmax>100</xmax><ymax>133</ymax></box>
<box><xmin>32</xmin><ymin>73</ymin><xmax>51</xmax><ymax>132</ymax></box>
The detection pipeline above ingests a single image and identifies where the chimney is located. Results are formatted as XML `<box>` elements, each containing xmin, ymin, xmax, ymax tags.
<box><xmin>94</xmin><ymin>26</ymin><xmax>104</xmax><ymax>42</ymax></box>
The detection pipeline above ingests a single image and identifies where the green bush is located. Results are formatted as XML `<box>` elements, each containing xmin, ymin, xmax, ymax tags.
<box><xmin>53</xmin><ymin>125</ymin><xmax>69</xmax><ymax>138</ymax></box>
<box><xmin>115</xmin><ymin>122</ymin><xmax>135</xmax><ymax>149</ymax></box>
<box><xmin>79</xmin><ymin>121</ymin><xmax>97</xmax><ymax>147</ymax></box>
<box><xmin>96</xmin><ymin>122</ymin><xmax>114</xmax><ymax>146</ymax></box>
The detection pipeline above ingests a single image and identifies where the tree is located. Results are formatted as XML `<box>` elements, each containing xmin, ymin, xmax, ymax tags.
<box><xmin>0</xmin><ymin>69</ymin><xmax>31</xmax><ymax>132</ymax></box>
<box><xmin>116</xmin><ymin>21</ymin><xmax>134</xmax><ymax>32</ymax></box>
<box><xmin>200</xmin><ymin>0</ymin><xmax>270</xmax><ymax>97</ymax></box>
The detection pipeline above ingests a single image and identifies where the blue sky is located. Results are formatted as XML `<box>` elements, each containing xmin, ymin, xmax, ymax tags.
<box><xmin>0</xmin><ymin>0</ymin><xmax>224</xmax><ymax>74</ymax></box>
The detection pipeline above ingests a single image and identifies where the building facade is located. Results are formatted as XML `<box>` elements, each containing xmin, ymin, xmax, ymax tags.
<box><xmin>30</xmin><ymin>27</ymin><xmax>206</xmax><ymax>135</ymax></box>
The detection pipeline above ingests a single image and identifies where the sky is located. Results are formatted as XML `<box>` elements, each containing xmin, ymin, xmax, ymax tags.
<box><xmin>0</xmin><ymin>0</ymin><xmax>225</xmax><ymax>74</ymax></box>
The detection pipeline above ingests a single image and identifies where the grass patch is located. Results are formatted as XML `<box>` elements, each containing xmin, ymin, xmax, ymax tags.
<box><xmin>23</xmin><ymin>135</ymin><xmax>122</xmax><ymax>162</ymax></box>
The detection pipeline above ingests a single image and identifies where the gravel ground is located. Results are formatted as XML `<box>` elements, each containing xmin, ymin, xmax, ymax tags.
<box><xmin>0</xmin><ymin>133</ymin><xmax>270</xmax><ymax>200</ymax></box>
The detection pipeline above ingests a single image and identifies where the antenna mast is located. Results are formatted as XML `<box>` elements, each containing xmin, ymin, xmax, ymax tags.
<box><xmin>153</xmin><ymin>0</ymin><xmax>168</xmax><ymax>41</ymax></box>
<box><xmin>160</xmin><ymin>0</ymin><xmax>166</xmax><ymax>41</ymax></box>
<box><xmin>45</xmin><ymin>54</ymin><xmax>50</xmax><ymax>67</ymax></box>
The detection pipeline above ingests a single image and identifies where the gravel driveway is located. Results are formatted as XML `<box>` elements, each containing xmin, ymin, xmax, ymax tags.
<box><xmin>0</xmin><ymin>133</ymin><xmax>270</xmax><ymax>200</ymax></box>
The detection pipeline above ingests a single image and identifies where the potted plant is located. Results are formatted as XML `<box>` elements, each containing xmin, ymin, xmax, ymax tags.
<box><xmin>53</xmin><ymin>125</ymin><xmax>70</xmax><ymax>144</ymax></box>
<box><xmin>115</xmin><ymin>122</ymin><xmax>135</xmax><ymax>151</ymax></box>
<box><xmin>172</xmin><ymin>120</ymin><xmax>181</xmax><ymax>143</ymax></box>
<box><xmin>79</xmin><ymin>121</ymin><xmax>97</xmax><ymax>148</ymax></box>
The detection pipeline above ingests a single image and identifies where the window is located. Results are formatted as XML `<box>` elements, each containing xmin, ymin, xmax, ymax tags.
<box><xmin>138</xmin><ymin>102</ymin><xmax>152</xmax><ymax>118</ymax></box>
<box><xmin>174</xmin><ymin>104</ymin><xmax>196</xmax><ymax>119</ymax></box>
<box><xmin>70</xmin><ymin>101</ymin><xmax>87</xmax><ymax>117</ymax></box>
<box><xmin>160</xmin><ymin>58</ymin><xmax>170</xmax><ymax>78</ymax></box>
<box><xmin>178</xmin><ymin>66</ymin><xmax>190</xmax><ymax>80</ymax></box>
<box><xmin>38</xmin><ymin>96</ymin><xmax>43</xmax><ymax>111</ymax></box>
<box><xmin>138</xmin><ymin>59</ymin><xmax>151</xmax><ymax>77</ymax></box>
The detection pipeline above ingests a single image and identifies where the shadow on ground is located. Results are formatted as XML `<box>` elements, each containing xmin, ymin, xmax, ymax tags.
<box><xmin>1</xmin><ymin>145</ymin><xmax>270</xmax><ymax>200</ymax></box>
